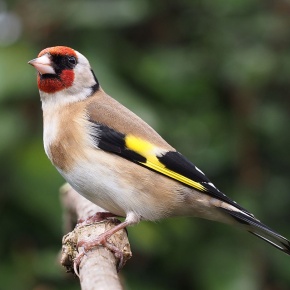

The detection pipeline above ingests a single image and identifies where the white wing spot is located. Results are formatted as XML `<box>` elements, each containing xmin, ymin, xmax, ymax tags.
<box><xmin>207</xmin><ymin>182</ymin><xmax>217</xmax><ymax>189</ymax></box>
<box><xmin>154</xmin><ymin>148</ymin><xmax>168</xmax><ymax>157</ymax></box>
<box><xmin>195</xmin><ymin>166</ymin><xmax>205</xmax><ymax>175</ymax></box>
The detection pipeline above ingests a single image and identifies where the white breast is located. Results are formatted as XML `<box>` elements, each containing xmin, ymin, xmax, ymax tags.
<box><xmin>59</xmin><ymin>154</ymin><xmax>129</xmax><ymax>217</ymax></box>
<box><xmin>57</xmin><ymin>147</ymin><xmax>172</xmax><ymax>221</ymax></box>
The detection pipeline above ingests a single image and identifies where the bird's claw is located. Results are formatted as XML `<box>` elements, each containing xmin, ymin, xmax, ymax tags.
<box><xmin>73</xmin><ymin>235</ymin><xmax>125</xmax><ymax>276</ymax></box>
<box><xmin>73</xmin><ymin>248</ymin><xmax>87</xmax><ymax>277</ymax></box>
<box><xmin>101</xmin><ymin>240</ymin><xmax>125</xmax><ymax>272</ymax></box>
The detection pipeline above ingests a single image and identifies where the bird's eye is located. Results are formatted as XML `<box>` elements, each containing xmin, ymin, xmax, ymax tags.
<box><xmin>67</xmin><ymin>56</ymin><xmax>77</xmax><ymax>67</ymax></box>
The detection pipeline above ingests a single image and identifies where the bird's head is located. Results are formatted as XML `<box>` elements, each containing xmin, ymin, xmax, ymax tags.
<box><xmin>29</xmin><ymin>46</ymin><xmax>99</xmax><ymax>104</ymax></box>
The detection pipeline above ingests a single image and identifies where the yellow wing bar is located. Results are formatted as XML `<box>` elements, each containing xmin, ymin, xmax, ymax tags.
<box><xmin>125</xmin><ymin>135</ymin><xmax>207</xmax><ymax>192</ymax></box>
<box><xmin>144</xmin><ymin>160</ymin><xmax>206</xmax><ymax>192</ymax></box>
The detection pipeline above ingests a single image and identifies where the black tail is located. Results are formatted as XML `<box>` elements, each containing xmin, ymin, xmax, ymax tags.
<box><xmin>220</xmin><ymin>208</ymin><xmax>290</xmax><ymax>255</ymax></box>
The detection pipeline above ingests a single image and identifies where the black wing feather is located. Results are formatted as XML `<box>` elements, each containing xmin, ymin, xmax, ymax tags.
<box><xmin>220</xmin><ymin>208</ymin><xmax>290</xmax><ymax>255</ymax></box>
<box><xmin>90</xmin><ymin>121</ymin><xmax>146</xmax><ymax>162</ymax></box>
<box><xmin>158</xmin><ymin>151</ymin><xmax>252</xmax><ymax>214</ymax></box>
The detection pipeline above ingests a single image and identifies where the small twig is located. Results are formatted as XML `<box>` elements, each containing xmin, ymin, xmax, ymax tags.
<box><xmin>60</xmin><ymin>183</ymin><xmax>132</xmax><ymax>290</ymax></box>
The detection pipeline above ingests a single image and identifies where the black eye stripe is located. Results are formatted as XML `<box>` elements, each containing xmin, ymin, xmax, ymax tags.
<box><xmin>51</xmin><ymin>54</ymin><xmax>77</xmax><ymax>72</ymax></box>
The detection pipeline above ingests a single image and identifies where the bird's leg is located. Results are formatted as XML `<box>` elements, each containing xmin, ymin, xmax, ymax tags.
<box><xmin>77</xmin><ymin>212</ymin><xmax>118</xmax><ymax>226</ymax></box>
<box><xmin>74</xmin><ymin>212</ymin><xmax>139</xmax><ymax>274</ymax></box>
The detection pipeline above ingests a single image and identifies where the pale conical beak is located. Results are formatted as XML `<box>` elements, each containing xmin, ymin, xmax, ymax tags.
<box><xmin>28</xmin><ymin>54</ymin><xmax>56</xmax><ymax>75</ymax></box>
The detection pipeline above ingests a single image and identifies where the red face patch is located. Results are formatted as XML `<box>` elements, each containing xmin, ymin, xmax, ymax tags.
<box><xmin>36</xmin><ymin>46</ymin><xmax>77</xmax><ymax>93</ymax></box>
<box><xmin>38</xmin><ymin>46</ymin><xmax>77</xmax><ymax>58</ymax></box>
<box><xmin>38</xmin><ymin>70</ymin><xmax>75</xmax><ymax>93</ymax></box>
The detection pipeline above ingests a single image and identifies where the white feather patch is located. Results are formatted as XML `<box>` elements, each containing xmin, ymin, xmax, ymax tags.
<box><xmin>43</xmin><ymin>110</ymin><xmax>59</xmax><ymax>158</ymax></box>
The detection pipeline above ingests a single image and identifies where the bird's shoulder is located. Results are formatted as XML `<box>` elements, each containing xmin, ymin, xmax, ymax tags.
<box><xmin>85</xmin><ymin>90</ymin><xmax>173</xmax><ymax>150</ymax></box>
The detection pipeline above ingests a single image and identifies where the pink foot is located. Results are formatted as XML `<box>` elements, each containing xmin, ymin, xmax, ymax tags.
<box><xmin>73</xmin><ymin>231</ymin><xmax>125</xmax><ymax>275</ymax></box>
<box><xmin>77</xmin><ymin>212</ymin><xmax>118</xmax><ymax>225</ymax></box>
<box><xmin>73</xmin><ymin>217</ymin><xmax>133</xmax><ymax>275</ymax></box>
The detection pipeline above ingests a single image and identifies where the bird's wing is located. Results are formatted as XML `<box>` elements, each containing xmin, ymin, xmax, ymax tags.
<box><xmin>86</xmin><ymin>95</ymin><xmax>290</xmax><ymax>256</ymax></box>
<box><xmin>89</xmin><ymin>120</ymin><xmax>251</xmax><ymax>214</ymax></box>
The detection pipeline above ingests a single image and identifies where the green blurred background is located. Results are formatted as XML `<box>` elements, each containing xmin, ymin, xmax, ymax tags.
<box><xmin>1</xmin><ymin>0</ymin><xmax>290</xmax><ymax>289</ymax></box>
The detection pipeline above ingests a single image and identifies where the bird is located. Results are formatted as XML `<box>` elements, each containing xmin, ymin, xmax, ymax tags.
<box><xmin>28</xmin><ymin>46</ymin><xmax>290</xmax><ymax>269</ymax></box>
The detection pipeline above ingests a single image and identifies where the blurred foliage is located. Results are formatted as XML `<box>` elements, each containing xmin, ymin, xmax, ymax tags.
<box><xmin>0</xmin><ymin>0</ymin><xmax>290</xmax><ymax>289</ymax></box>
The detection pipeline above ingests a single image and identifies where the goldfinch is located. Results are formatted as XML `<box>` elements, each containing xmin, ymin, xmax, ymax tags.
<box><xmin>29</xmin><ymin>46</ymin><xmax>290</xmax><ymax>264</ymax></box>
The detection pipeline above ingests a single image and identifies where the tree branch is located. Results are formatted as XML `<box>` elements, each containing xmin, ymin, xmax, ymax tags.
<box><xmin>59</xmin><ymin>183</ymin><xmax>132</xmax><ymax>290</ymax></box>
